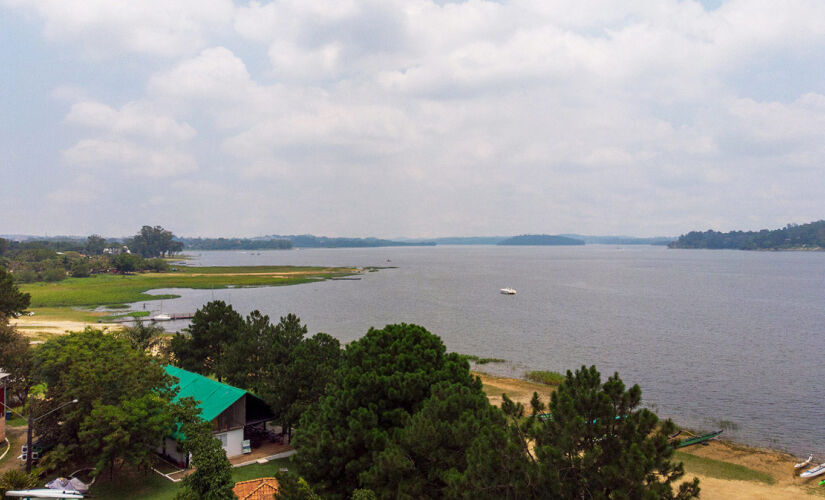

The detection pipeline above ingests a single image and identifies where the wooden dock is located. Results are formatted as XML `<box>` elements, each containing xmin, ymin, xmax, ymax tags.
<box><xmin>103</xmin><ymin>312</ymin><xmax>195</xmax><ymax>324</ymax></box>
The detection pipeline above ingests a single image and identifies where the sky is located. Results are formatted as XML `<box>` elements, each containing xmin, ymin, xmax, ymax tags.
<box><xmin>1</xmin><ymin>0</ymin><xmax>825</xmax><ymax>238</ymax></box>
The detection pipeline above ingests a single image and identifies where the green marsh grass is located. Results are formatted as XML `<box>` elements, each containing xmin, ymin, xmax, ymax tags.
<box><xmin>21</xmin><ymin>266</ymin><xmax>356</xmax><ymax>308</ymax></box>
<box><xmin>525</xmin><ymin>370</ymin><xmax>566</xmax><ymax>385</ymax></box>
<box><xmin>674</xmin><ymin>451</ymin><xmax>774</xmax><ymax>484</ymax></box>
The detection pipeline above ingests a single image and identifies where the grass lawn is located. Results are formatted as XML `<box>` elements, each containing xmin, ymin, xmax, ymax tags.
<box><xmin>90</xmin><ymin>456</ymin><xmax>298</xmax><ymax>499</ymax></box>
<box><xmin>21</xmin><ymin>266</ymin><xmax>358</xmax><ymax>309</ymax></box>
<box><xmin>675</xmin><ymin>451</ymin><xmax>775</xmax><ymax>484</ymax></box>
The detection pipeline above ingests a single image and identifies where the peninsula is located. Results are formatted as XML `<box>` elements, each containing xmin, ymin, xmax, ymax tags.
<box><xmin>669</xmin><ymin>220</ymin><xmax>825</xmax><ymax>250</ymax></box>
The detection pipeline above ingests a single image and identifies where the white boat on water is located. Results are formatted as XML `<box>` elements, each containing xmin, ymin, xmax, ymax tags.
<box><xmin>151</xmin><ymin>313</ymin><xmax>172</xmax><ymax>321</ymax></box>
<box><xmin>800</xmin><ymin>463</ymin><xmax>825</xmax><ymax>479</ymax></box>
<box><xmin>500</xmin><ymin>288</ymin><xmax>517</xmax><ymax>295</ymax></box>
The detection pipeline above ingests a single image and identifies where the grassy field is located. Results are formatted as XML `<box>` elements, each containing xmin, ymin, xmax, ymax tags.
<box><xmin>674</xmin><ymin>451</ymin><xmax>775</xmax><ymax>484</ymax></box>
<box><xmin>90</xmin><ymin>457</ymin><xmax>296</xmax><ymax>499</ymax></box>
<box><xmin>20</xmin><ymin>266</ymin><xmax>358</xmax><ymax>309</ymax></box>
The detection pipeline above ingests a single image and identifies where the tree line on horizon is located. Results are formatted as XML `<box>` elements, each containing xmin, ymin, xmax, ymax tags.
<box><xmin>669</xmin><ymin>220</ymin><xmax>825</xmax><ymax>250</ymax></box>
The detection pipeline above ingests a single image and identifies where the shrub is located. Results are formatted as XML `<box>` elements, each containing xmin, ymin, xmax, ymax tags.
<box><xmin>525</xmin><ymin>370</ymin><xmax>565</xmax><ymax>385</ymax></box>
<box><xmin>71</xmin><ymin>260</ymin><xmax>91</xmax><ymax>278</ymax></box>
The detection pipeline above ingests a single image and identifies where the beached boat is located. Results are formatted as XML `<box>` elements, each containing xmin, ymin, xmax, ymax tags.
<box><xmin>500</xmin><ymin>288</ymin><xmax>517</xmax><ymax>295</ymax></box>
<box><xmin>796</xmin><ymin>455</ymin><xmax>814</xmax><ymax>469</ymax></box>
<box><xmin>675</xmin><ymin>430</ymin><xmax>723</xmax><ymax>448</ymax></box>
<box><xmin>801</xmin><ymin>463</ymin><xmax>825</xmax><ymax>479</ymax></box>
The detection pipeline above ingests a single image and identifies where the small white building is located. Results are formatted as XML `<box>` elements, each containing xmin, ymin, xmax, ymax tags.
<box><xmin>160</xmin><ymin>366</ymin><xmax>275</xmax><ymax>466</ymax></box>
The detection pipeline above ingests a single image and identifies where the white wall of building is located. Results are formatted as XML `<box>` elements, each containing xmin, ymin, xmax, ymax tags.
<box><xmin>216</xmin><ymin>428</ymin><xmax>244</xmax><ymax>458</ymax></box>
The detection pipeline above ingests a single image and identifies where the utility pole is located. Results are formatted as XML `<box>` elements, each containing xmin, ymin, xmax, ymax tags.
<box><xmin>26</xmin><ymin>393</ymin><xmax>33</xmax><ymax>473</ymax></box>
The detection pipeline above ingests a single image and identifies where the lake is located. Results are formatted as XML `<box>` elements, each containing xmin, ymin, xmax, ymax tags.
<box><xmin>139</xmin><ymin>245</ymin><xmax>825</xmax><ymax>456</ymax></box>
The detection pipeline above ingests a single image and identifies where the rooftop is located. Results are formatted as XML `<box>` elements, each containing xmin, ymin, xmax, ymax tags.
<box><xmin>232</xmin><ymin>477</ymin><xmax>280</xmax><ymax>500</ymax></box>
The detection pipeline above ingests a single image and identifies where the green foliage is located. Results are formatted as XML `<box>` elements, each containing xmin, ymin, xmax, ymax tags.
<box><xmin>0</xmin><ymin>321</ymin><xmax>33</xmax><ymax>405</ymax></box>
<box><xmin>20</xmin><ymin>266</ymin><xmax>352</xmax><ymax>308</ymax></box>
<box><xmin>454</xmin><ymin>366</ymin><xmax>701</xmax><ymax>499</ymax></box>
<box><xmin>458</xmin><ymin>354</ymin><xmax>506</xmax><ymax>365</ymax></box>
<box><xmin>274</xmin><ymin>471</ymin><xmax>322</xmax><ymax>500</ymax></box>
<box><xmin>113</xmin><ymin>253</ymin><xmax>143</xmax><ymax>273</ymax></box>
<box><xmin>182</xmin><ymin>237</ymin><xmax>292</xmax><ymax>250</ymax></box>
<box><xmin>361</xmin><ymin>381</ymin><xmax>502</xmax><ymax>499</ymax></box>
<box><xmin>174</xmin><ymin>415</ymin><xmax>234</xmax><ymax>500</ymax></box>
<box><xmin>0</xmin><ymin>469</ymin><xmax>41</xmax><ymax>497</ymax></box>
<box><xmin>221</xmin><ymin>312</ymin><xmax>341</xmax><ymax>441</ymax></box>
<box><xmin>498</xmin><ymin>234</ymin><xmax>585</xmax><ymax>246</ymax></box>
<box><xmin>118</xmin><ymin>322</ymin><xmax>166</xmax><ymax>353</ymax></box>
<box><xmin>0</xmin><ymin>266</ymin><xmax>31</xmax><ymax>318</ymax></box>
<box><xmin>144</xmin><ymin>258</ymin><xmax>171</xmax><ymax>272</ymax></box>
<box><xmin>70</xmin><ymin>259</ymin><xmax>91</xmax><ymax>278</ymax></box>
<box><xmin>32</xmin><ymin>328</ymin><xmax>177</xmax><ymax>475</ymax></box>
<box><xmin>84</xmin><ymin>235</ymin><xmax>107</xmax><ymax>255</ymax></box>
<box><xmin>79</xmin><ymin>392</ymin><xmax>176</xmax><ymax>477</ymax></box>
<box><xmin>294</xmin><ymin>323</ymin><xmax>481</xmax><ymax>499</ymax></box>
<box><xmin>170</xmin><ymin>300</ymin><xmax>243</xmax><ymax>379</ymax></box>
<box><xmin>127</xmin><ymin>225</ymin><xmax>183</xmax><ymax>258</ymax></box>
<box><xmin>524</xmin><ymin>370</ymin><xmax>565</xmax><ymax>385</ymax></box>
<box><xmin>674</xmin><ymin>452</ymin><xmax>773</xmax><ymax>484</ymax></box>
<box><xmin>351</xmin><ymin>489</ymin><xmax>378</xmax><ymax>500</ymax></box>
<box><xmin>670</xmin><ymin>219</ymin><xmax>825</xmax><ymax>250</ymax></box>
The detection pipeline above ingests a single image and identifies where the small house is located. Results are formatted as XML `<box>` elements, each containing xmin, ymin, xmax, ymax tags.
<box><xmin>160</xmin><ymin>366</ymin><xmax>276</xmax><ymax>464</ymax></box>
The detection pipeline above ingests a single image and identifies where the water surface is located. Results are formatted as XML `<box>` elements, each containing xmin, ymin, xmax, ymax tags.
<box><xmin>139</xmin><ymin>245</ymin><xmax>825</xmax><ymax>456</ymax></box>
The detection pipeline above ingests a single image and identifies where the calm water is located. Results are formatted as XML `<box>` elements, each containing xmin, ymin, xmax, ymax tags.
<box><xmin>139</xmin><ymin>245</ymin><xmax>825</xmax><ymax>456</ymax></box>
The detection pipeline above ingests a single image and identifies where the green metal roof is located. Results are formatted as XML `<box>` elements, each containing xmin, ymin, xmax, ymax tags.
<box><xmin>165</xmin><ymin>365</ymin><xmax>246</xmax><ymax>422</ymax></box>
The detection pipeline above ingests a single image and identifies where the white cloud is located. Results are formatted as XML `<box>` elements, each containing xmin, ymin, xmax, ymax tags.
<box><xmin>63</xmin><ymin>139</ymin><xmax>197</xmax><ymax>178</ymax></box>
<box><xmin>3</xmin><ymin>0</ymin><xmax>235</xmax><ymax>57</ymax></box>
<box><xmin>66</xmin><ymin>101</ymin><xmax>196</xmax><ymax>141</ymax></box>
<box><xmin>6</xmin><ymin>0</ymin><xmax>825</xmax><ymax>236</ymax></box>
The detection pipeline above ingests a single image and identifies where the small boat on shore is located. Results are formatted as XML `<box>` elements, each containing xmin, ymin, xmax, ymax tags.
<box><xmin>796</xmin><ymin>455</ymin><xmax>814</xmax><ymax>469</ymax></box>
<box><xmin>675</xmin><ymin>430</ymin><xmax>723</xmax><ymax>448</ymax></box>
<box><xmin>500</xmin><ymin>288</ymin><xmax>517</xmax><ymax>295</ymax></box>
<box><xmin>801</xmin><ymin>463</ymin><xmax>825</xmax><ymax>479</ymax></box>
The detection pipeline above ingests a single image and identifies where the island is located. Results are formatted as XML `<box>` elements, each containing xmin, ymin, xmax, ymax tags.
<box><xmin>497</xmin><ymin>234</ymin><xmax>585</xmax><ymax>246</ymax></box>
<box><xmin>669</xmin><ymin>220</ymin><xmax>825</xmax><ymax>250</ymax></box>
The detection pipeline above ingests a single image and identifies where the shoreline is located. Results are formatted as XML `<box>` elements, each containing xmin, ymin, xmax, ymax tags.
<box><xmin>472</xmin><ymin>371</ymin><xmax>824</xmax><ymax>499</ymax></box>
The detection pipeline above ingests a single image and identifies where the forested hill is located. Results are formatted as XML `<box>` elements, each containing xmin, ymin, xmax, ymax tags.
<box><xmin>181</xmin><ymin>238</ymin><xmax>293</xmax><ymax>250</ymax></box>
<box><xmin>273</xmin><ymin>235</ymin><xmax>436</xmax><ymax>248</ymax></box>
<box><xmin>498</xmin><ymin>234</ymin><xmax>585</xmax><ymax>246</ymax></box>
<box><xmin>669</xmin><ymin>220</ymin><xmax>825</xmax><ymax>250</ymax></box>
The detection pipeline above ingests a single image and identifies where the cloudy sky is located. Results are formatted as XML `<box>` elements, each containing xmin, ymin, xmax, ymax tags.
<box><xmin>2</xmin><ymin>0</ymin><xmax>824</xmax><ymax>238</ymax></box>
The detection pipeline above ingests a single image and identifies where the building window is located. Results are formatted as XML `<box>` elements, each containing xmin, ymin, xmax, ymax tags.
<box><xmin>217</xmin><ymin>433</ymin><xmax>228</xmax><ymax>451</ymax></box>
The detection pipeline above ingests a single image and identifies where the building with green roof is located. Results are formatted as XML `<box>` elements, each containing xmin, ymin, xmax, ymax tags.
<box><xmin>160</xmin><ymin>366</ymin><xmax>275</xmax><ymax>464</ymax></box>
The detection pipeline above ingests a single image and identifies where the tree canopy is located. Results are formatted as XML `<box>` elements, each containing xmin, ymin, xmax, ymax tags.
<box><xmin>455</xmin><ymin>366</ymin><xmax>700</xmax><ymax>499</ymax></box>
<box><xmin>293</xmin><ymin>323</ymin><xmax>483</xmax><ymax>499</ymax></box>
<box><xmin>127</xmin><ymin>225</ymin><xmax>184</xmax><ymax>258</ymax></box>
<box><xmin>0</xmin><ymin>266</ymin><xmax>31</xmax><ymax>318</ymax></box>
<box><xmin>170</xmin><ymin>300</ymin><xmax>243</xmax><ymax>380</ymax></box>
<box><xmin>670</xmin><ymin>219</ymin><xmax>825</xmax><ymax>250</ymax></box>
<box><xmin>33</xmin><ymin>328</ymin><xmax>178</xmax><ymax>477</ymax></box>
<box><xmin>0</xmin><ymin>321</ymin><xmax>33</xmax><ymax>406</ymax></box>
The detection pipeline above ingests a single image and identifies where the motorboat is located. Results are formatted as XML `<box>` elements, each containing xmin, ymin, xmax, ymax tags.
<box><xmin>500</xmin><ymin>288</ymin><xmax>517</xmax><ymax>295</ymax></box>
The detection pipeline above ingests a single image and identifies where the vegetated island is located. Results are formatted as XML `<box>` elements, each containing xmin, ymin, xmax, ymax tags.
<box><xmin>669</xmin><ymin>220</ymin><xmax>825</xmax><ymax>250</ymax></box>
<box><xmin>181</xmin><ymin>234</ymin><xmax>436</xmax><ymax>250</ymax></box>
<box><xmin>498</xmin><ymin>234</ymin><xmax>586</xmax><ymax>246</ymax></box>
